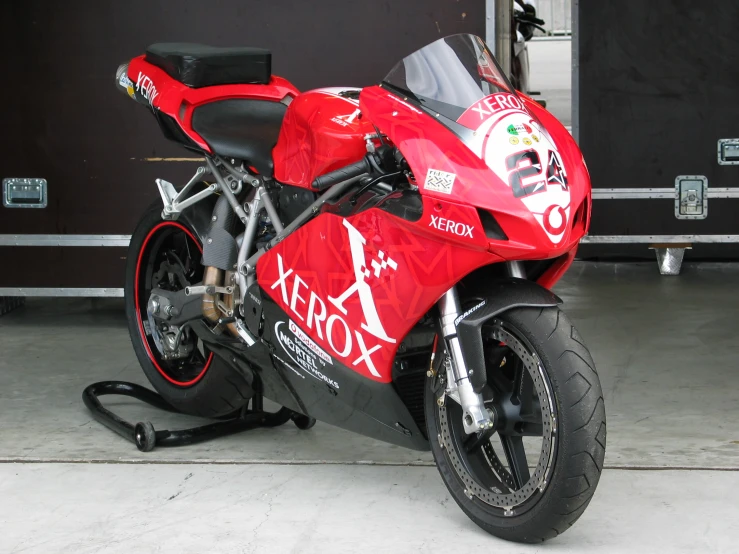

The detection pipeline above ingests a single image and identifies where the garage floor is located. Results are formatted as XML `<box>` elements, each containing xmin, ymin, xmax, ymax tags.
<box><xmin>1</xmin><ymin>262</ymin><xmax>738</xmax><ymax>551</ymax></box>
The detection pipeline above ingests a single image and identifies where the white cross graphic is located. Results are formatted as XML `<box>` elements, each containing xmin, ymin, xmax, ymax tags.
<box><xmin>370</xmin><ymin>250</ymin><xmax>398</xmax><ymax>278</ymax></box>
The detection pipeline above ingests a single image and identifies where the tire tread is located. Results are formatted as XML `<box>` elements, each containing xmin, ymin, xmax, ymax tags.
<box><xmin>426</xmin><ymin>305</ymin><xmax>606</xmax><ymax>544</ymax></box>
<box><xmin>124</xmin><ymin>202</ymin><xmax>253</xmax><ymax>418</ymax></box>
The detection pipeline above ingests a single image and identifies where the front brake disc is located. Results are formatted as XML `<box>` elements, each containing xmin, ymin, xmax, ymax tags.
<box><xmin>437</xmin><ymin>321</ymin><xmax>556</xmax><ymax>512</ymax></box>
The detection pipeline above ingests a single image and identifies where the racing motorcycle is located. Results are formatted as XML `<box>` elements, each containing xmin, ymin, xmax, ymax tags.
<box><xmin>117</xmin><ymin>34</ymin><xmax>605</xmax><ymax>543</ymax></box>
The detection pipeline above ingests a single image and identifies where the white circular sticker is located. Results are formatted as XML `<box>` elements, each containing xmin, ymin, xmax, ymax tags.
<box><xmin>458</xmin><ymin>93</ymin><xmax>571</xmax><ymax>244</ymax></box>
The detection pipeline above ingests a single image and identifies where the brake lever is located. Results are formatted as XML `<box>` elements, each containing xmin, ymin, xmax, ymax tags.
<box><xmin>349</xmin><ymin>171</ymin><xmax>403</xmax><ymax>205</ymax></box>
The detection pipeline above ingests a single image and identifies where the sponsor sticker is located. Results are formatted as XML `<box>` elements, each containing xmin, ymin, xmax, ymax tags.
<box><xmin>331</xmin><ymin>109</ymin><xmax>361</xmax><ymax>127</ymax></box>
<box><xmin>454</xmin><ymin>300</ymin><xmax>487</xmax><ymax>327</ymax></box>
<box><xmin>289</xmin><ymin>320</ymin><xmax>333</xmax><ymax>365</ymax></box>
<box><xmin>457</xmin><ymin>92</ymin><xmax>527</xmax><ymax>129</ymax></box>
<box><xmin>509</xmin><ymin>137</ymin><xmax>520</xmax><ymax>145</ymax></box>
<box><xmin>429</xmin><ymin>215</ymin><xmax>474</xmax><ymax>238</ymax></box>
<box><xmin>424</xmin><ymin>169</ymin><xmax>456</xmax><ymax>195</ymax></box>
<box><xmin>507</xmin><ymin>123</ymin><xmax>533</xmax><ymax>136</ymax></box>
<box><xmin>118</xmin><ymin>73</ymin><xmax>135</xmax><ymax>99</ymax></box>
<box><xmin>275</xmin><ymin>320</ymin><xmax>340</xmax><ymax>389</ymax></box>
<box><xmin>135</xmin><ymin>72</ymin><xmax>159</xmax><ymax>106</ymax></box>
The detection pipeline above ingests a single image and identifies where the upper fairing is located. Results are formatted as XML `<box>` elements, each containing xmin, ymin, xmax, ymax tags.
<box><xmin>457</xmin><ymin>92</ymin><xmax>572</xmax><ymax>244</ymax></box>
<box><xmin>360</xmin><ymin>86</ymin><xmax>590</xmax><ymax>259</ymax></box>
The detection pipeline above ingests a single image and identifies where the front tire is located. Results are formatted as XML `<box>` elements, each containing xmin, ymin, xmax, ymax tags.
<box><xmin>425</xmin><ymin>306</ymin><xmax>606</xmax><ymax>543</ymax></box>
<box><xmin>125</xmin><ymin>203</ymin><xmax>253</xmax><ymax>418</ymax></box>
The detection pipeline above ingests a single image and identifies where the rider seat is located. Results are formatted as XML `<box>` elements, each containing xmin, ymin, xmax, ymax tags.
<box><xmin>146</xmin><ymin>43</ymin><xmax>283</xmax><ymax>175</ymax></box>
<box><xmin>145</xmin><ymin>43</ymin><xmax>272</xmax><ymax>88</ymax></box>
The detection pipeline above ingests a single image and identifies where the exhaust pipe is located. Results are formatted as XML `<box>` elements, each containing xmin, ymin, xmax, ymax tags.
<box><xmin>202</xmin><ymin>266</ymin><xmax>223</xmax><ymax>324</ymax></box>
<box><xmin>202</xmin><ymin>266</ymin><xmax>240</xmax><ymax>338</ymax></box>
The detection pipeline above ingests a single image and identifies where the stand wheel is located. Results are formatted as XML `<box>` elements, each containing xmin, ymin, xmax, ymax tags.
<box><xmin>134</xmin><ymin>421</ymin><xmax>156</xmax><ymax>452</ymax></box>
<box><xmin>291</xmin><ymin>414</ymin><xmax>316</xmax><ymax>430</ymax></box>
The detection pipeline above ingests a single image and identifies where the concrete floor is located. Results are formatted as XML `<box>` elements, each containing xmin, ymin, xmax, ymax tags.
<box><xmin>1</xmin><ymin>262</ymin><xmax>738</xmax><ymax>551</ymax></box>
<box><xmin>1</xmin><ymin>465</ymin><xmax>736</xmax><ymax>554</ymax></box>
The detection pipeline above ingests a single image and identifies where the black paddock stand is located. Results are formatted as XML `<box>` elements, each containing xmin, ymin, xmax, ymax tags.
<box><xmin>82</xmin><ymin>381</ymin><xmax>315</xmax><ymax>452</ymax></box>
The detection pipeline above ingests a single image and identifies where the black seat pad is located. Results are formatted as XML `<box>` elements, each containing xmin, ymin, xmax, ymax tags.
<box><xmin>191</xmin><ymin>99</ymin><xmax>286</xmax><ymax>176</ymax></box>
<box><xmin>145</xmin><ymin>43</ymin><xmax>271</xmax><ymax>88</ymax></box>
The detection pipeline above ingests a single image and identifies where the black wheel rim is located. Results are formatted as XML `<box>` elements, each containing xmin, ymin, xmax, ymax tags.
<box><xmin>436</xmin><ymin>319</ymin><xmax>557</xmax><ymax>515</ymax></box>
<box><xmin>134</xmin><ymin>221</ymin><xmax>213</xmax><ymax>386</ymax></box>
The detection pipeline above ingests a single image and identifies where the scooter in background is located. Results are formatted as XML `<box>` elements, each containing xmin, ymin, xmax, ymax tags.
<box><xmin>512</xmin><ymin>0</ymin><xmax>548</xmax><ymax>105</ymax></box>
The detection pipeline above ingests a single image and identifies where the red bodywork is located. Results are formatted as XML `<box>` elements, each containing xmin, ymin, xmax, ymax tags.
<box><xmin>256</xmin><ymin>86</ymin><xmax>590</xmax><ymax>384</ymax></box>
<box><xmin>272</xmin><ymin>88</ymin><xmax>375</xmax><ymax>187</ymax></box>
<box><xmin>126</xmin><ymin>61</ymin><xmax>590</xmax><ymax>386</ymax></box>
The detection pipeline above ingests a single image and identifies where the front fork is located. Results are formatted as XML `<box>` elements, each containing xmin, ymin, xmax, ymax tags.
<box><xmin>437</xmin><ymin>261</ymin><xmax>526</xmax><ymax>434</ymax></box>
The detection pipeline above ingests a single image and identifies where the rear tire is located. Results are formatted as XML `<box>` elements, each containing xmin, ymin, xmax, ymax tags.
<box><xmin>125</xmin><ymin>202</ymin><xmax>253</xmax><ymax>418</ymax></box>
<box><xmin>425</xmin><ymin>306</ymin><xmax>606</xmax><ymax>543</ymax></box>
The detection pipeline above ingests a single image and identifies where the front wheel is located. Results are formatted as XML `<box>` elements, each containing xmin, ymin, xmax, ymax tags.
<box><xmin>425</xmin><ymin>306</ymin><xmax>606</xmax><ymax>543</ymax></box>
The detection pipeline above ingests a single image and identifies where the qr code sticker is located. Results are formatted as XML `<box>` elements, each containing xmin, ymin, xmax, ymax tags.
<box><xmin>424</xmin><ymin>169</ymin><xmax>456</xmax><ymax>194</ymax></box>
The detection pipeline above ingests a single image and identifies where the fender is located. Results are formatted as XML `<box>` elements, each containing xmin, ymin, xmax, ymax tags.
<box><xmin>162</xmin><ymin>190</ymin><xmax>218</xmax><ymax>247</ymax></box>
<box><xmin>455</xmin><ymin>278</ymin><xmax>561</xmax><ymax>393</ymax></box>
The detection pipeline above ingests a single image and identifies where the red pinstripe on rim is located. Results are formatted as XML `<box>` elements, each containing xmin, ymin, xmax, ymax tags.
<box><xmin>134</xmin><ymin>221</ymin><xmax>214</xmax><ymax>386</ymax></box>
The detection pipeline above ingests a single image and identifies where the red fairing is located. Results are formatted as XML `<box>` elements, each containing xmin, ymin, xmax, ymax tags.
<box><xmin>258</xmin><ymin>86</ymin><xmax>591</xmax><ymax>382</ymax></box>
<box><xmin>359</xmin><ymin>86</ymin><xmax>591</xmax><ymax>264</ymax></box>
<box><xmin>126</xmin><ymin>56</ymin><xmax>299</xmax><ymax>153</ymax></box>
<box><xmin>257</xmin><ymin>210</ymin><xmax>499</xmax><ymax>383</ymax></box>
<box><xmin>272</xmin><ymin>88</ymin><xmax>376</xmax><ymax>188</ymax></box>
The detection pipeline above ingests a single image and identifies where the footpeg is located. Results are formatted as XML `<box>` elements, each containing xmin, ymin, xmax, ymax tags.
<box><xmin>185</xmin><ymin>284</ymin><xmax>234</xmax><ymax>296</ymax></box>
<box><xmin>234</xmin><ymin>320</ymin><xmax>257</xmax><ymax>346</ymax></box>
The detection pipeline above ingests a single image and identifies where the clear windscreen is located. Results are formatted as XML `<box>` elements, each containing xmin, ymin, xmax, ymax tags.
<box><xmin>382</xmin><ymin>34</ymin><xmax>514</xmax><ymax>127</ymax></box>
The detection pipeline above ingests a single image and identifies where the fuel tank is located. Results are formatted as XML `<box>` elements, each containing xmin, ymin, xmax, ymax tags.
<box><xmin>272</xmin><ymin>88</ymin><xmax>376</xmax><ymax>189</ymax></box>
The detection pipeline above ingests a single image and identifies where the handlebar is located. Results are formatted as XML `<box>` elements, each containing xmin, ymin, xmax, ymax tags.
<box><xmin>312</xmin><ymin>158</ymin><xmax>370</xmax><ymax>191</ymax></box>
<box><xmin>514</xmin><ymin>12</ymin><xmax>546</xmax><ymax>26</ymax></box>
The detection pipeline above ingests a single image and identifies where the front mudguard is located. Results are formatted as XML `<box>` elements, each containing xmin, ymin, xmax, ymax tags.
<box><xmin>455</xmin><ymin>278</ymin><xmax>561</xmax><ymax>393</ymax></box>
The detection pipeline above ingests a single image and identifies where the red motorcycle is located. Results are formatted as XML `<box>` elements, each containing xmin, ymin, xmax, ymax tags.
<box><xmin>117</xmin><ymin>34</ymin><xmax>605</xmax><ymax>542</ymax></box>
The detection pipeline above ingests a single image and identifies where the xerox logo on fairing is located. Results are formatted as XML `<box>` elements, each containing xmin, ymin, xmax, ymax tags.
<box><xmin>270</xmin><ymin>219</ymin><xmax>397</xmax><ymax>378</ymax></box>
<box><xmin>429</xmin><ymin>215</ymin><xmax>474</xmax><ymax>238</ymax></box>
<box><xmin>135</xmin><ymin>72</ymin><xmax>159</xmax><ymax>106</ymax></box>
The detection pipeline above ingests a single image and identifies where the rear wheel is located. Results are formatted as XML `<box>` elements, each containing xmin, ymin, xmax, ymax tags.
<box><xmin>425</xmin><ymin>306</ymin><xmax>606</xmax><ymax>543</ymax></box>
<box><xmin>125</xmin><ymin>203</ymin><xmax>253</xmax><ymax>418</ymax></box>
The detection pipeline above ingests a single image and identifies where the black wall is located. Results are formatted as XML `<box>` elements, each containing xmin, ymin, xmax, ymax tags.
<box><xmin>578</xmin><ymin>0</ymin><xmax>739</xmax><ymax>257</ymax></box>
<box><xmin>0</xmin><ymin>0</ymin><xmax>483</xmax><ymax>287</ymax></box>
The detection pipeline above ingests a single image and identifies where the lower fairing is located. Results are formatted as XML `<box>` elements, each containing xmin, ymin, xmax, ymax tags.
<box><xmin>230</xmin><ymin>291</ymin><xmax>430</xmax><ymax>451</ymax></box>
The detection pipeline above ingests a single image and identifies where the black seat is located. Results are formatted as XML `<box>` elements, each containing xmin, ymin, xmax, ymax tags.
<box><xmin>145</xmin><ymin>43</ymin><xmax>271</xmax><ymax>88</ymax></box>
<box><xmin>191</xmin><ymin>99</ymin><xmax>286</xmax><ymax>176</ymax></box>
